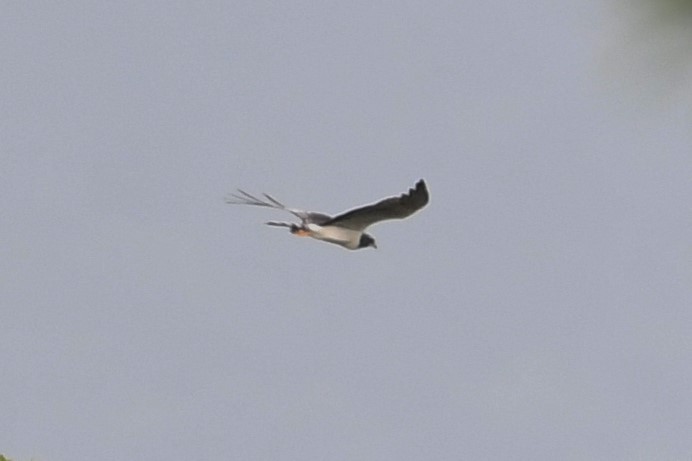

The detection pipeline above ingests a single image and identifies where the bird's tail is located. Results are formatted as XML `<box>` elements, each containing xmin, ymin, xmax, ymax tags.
<box><xmin>266</xmin><ymin>221</ymin><xmax>300</xmax><ymax>232</ymax></box>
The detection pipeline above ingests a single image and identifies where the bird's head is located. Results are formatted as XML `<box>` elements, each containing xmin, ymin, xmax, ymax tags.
<box><xmin>358</xmin><ymin>233</ymin><xmax>377</xmax><ymax>249</ymax></box>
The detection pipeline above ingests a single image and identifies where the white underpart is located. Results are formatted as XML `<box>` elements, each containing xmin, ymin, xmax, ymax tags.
<box><xmin>306</xmin><ymin>223</ymin><xmax>363</xmax><ymax>250</ymax></box>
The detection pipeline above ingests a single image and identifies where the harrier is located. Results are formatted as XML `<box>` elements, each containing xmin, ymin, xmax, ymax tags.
<box><xmin>225</xmin><ymin>179</ymin><xmax>430</xmax><ymax>250</ymax></box>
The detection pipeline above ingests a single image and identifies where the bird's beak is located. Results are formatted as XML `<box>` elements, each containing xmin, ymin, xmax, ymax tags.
<box><xmin>372</xmin><ymin>243</ymin><xmax>378</xmax><ymax>249</ymax></box>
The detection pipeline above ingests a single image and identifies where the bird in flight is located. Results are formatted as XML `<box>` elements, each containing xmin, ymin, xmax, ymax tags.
<box><xmin>225</xmin><ymin>179</ymin><xmax>430</xmax><ymax>250</ymax></box>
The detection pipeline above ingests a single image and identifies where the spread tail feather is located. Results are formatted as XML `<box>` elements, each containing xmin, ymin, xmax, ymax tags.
<box><xmin>265</xmin><ymin>221</ymin><xmax>292</xmax><ymax>228</ymax></box>
<box><xmin>266</xmin><ymin>221</ymin><xmax>310</xmax><ymax>235</ymax></box>
<box><xmin>266</xmin><ymin>221</ymin><xmax>301</xmax><ymax>231</ymax></box>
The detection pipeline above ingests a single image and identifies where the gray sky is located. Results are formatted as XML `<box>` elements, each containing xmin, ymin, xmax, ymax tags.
<box><xmin>2</xmin><ymin>2</ymin><xmax>691</xmax><ymax>460</ymax></box>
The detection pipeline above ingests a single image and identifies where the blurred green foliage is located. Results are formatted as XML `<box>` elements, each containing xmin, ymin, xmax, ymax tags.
<box><xmin>633</xmin><ymin>0</ymin><xmax>692</xmax><ymax>24</ymax></box>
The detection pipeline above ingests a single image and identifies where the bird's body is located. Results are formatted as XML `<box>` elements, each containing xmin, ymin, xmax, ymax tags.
<box><xmin>225</xmin><ymin>179</ymin><xmax>429</xmax><ymax>250</ymax></box>
<box><xmin>302</xmin><ymin>223</ymin><xmax>366</xmax><ymax>250</ymax></box>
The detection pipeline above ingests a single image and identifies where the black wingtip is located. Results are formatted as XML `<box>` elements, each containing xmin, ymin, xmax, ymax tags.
<box><xmin>413</xmin><ymin>179</ymin><xmax>429</xmax><ymax>204</ymax></box>
<box><xmin>398</xmin><ymin>179</ymin><xmax>429</xmax><ymax>212</ymax></box>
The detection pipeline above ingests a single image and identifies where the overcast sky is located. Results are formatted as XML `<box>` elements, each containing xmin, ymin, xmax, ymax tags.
<box><xmin>2</xmin><ymin>2</ymin><xmax>691</xmax><ymax>460</ymax></box>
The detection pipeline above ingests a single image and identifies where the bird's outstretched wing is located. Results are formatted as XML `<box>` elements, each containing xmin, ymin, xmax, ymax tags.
<box><xmin>225</xmin><ymin>189</ymin><xmax>332</xmax><ymax>225</ymax></box>
<box><xmin>322</xmin><ymin>179</ymin><xmax>429</xmax><ymax>231</ymax></box>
